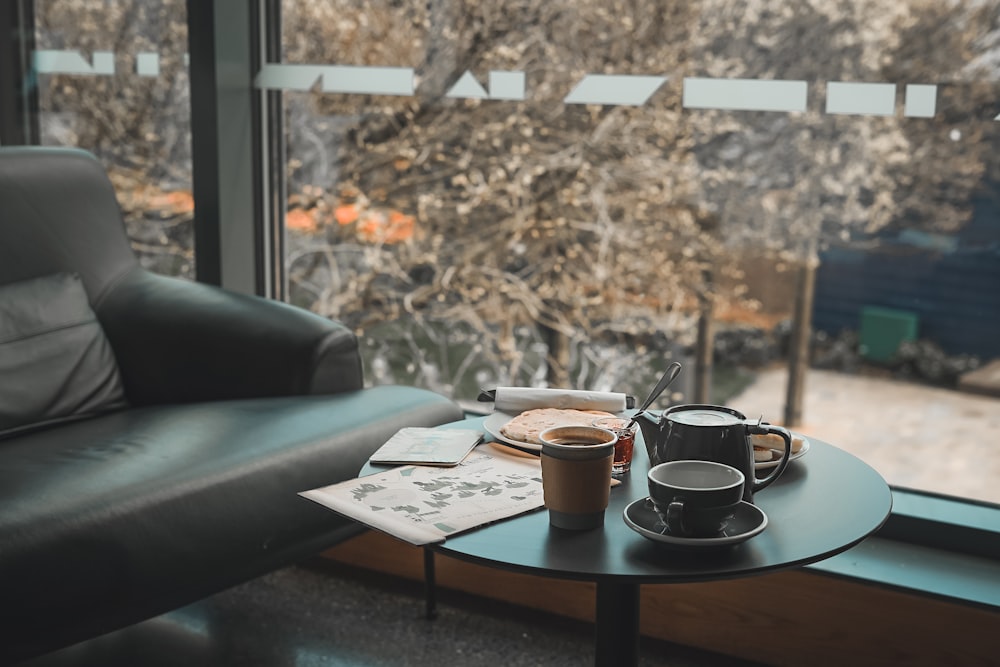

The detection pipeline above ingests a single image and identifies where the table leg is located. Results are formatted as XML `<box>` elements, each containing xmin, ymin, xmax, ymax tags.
<box><xmin>423</xmin><ymin>547</ymin><xmax>437</xmax><ymax>620</ymax></box>
<box><xmin>595</xmin><ymin>580</ymin><xmax>640</xmax><ymax>667</ymax></box>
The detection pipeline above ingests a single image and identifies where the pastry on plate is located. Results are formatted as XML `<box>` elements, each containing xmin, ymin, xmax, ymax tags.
<box><xmin>500</xmin><ymin>407</ymin><xmax>616</xmax><ymax>445</ymax></box>
<box><xmin>751</xmin><ymin>432</ymin><xmax>806</xmax><ymax>455</ymax></box>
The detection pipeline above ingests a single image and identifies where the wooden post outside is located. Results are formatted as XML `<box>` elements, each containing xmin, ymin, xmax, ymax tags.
<box><xmin>542</xmin><ymin>324</ymin><xmax>571</xmax><ymax>388</ymax></box>
<box><xmin>784</xmin><ymin>260</ymin><xmax>816</xmax><ymax>427</ymax></box>
<box><xmin>694</xmin><ymin>296</ymin><xmax>714</xmax><ymax>404</ymax></box>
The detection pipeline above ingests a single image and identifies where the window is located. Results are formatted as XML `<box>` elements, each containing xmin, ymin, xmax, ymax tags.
<box><xmin>272</xmin><ymin>0</ymin><xmax>1000</xmax><ymax>506</ymax></box>
<box><xmin>32</xmin><ymin>0</ymin><xmax>193</xmax><ymax>278</ymax></box>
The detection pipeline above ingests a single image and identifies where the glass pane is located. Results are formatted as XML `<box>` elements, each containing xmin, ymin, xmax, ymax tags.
<box><xmin>275</xmin><ymin>0</ymin><xmax>1000</xmax><ymax>505</ymax></box>
<box><xmin>33</xmin><ymin>0</ymin><xmax>193</xmax><ymax>278</ymax></box>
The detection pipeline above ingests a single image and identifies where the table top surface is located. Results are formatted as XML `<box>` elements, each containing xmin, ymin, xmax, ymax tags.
<box><xmin>368</xmin><ymin>416</ymin><xmax>893</xmax><ymax>584</ymax></box>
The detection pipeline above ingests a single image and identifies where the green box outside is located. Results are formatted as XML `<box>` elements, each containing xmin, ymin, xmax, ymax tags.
<box><xmin>859</xmin><ymin>305</ymin><xmax>919</xmax><ymax>362</ymax></box>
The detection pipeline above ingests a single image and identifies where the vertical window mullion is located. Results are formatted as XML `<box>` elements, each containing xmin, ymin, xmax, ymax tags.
<box><xmin>0</xmin><ymin>0</ymin><xmax>39</xmax><ymax>146</ymax></box>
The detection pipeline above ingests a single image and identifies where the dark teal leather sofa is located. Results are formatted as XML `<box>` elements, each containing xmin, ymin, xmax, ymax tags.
<box><xmin>0</xmin><ymin>147</ymin><xmax>463</xmax><ymax>662</ymax></box>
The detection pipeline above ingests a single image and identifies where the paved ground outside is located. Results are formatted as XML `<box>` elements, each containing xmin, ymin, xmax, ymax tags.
<box><xmin>727</xmin><ymin>366</ymin><xmax>1000</xmax><ymax>506</ymax></box>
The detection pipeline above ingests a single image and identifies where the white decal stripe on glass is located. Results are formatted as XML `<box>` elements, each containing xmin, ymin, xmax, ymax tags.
<box><xmin>447</xmin><ymin>71</ymin><xmax>488</xmax><ymax>99</ymax></box>
<box><xmin>489</xmin><ymin>71</ymin><xmax>525</xmax><ymax>100</ymax></box>
<box><xmin>255</xmin><ymin>64</ymin><xmax>414</xmax><ymax>96</ymax></box>
<box><xmin>26</xmin><ymin>49</ymin><xmax>967</xmax><ymax>122</ymax></box>
<box><xmin>563</xmin><ymin>75</ymin><xmax>667</xmax><ymax>106</ymax></box>
<box><xmin>826</xmin><ymin>82</ymin><xmax>896</xmax><ymax>116</ymax></box>
<box><xmin>322</xmin><ymin>66</ymin><xmax>413</xmax><ymax>95</ymax></box>
<box><xmin>34</xmin><ymin>50</ymin><xmax>115</xmax><ymax>75</ymax></box>
<box><xmin>136</xmin><ymin>53</ymin><xmax>160</xmax><ymax>77</ymax></box>
<box><xmin>683</xmin><ymin>78</ymin><xmax>807</xmax><ymax>112</ymax></box>
<box><xmin>256</xmin><ymin>64</ymin><xmax>327</xmax><ymax>90</ymax></box>
<box><xmin>904</xmin><ymin>84</ymin><xmax>937</xmax><ymax>117</ymax></box>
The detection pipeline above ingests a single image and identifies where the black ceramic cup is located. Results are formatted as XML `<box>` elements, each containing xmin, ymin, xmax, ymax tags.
<box><xmin>647</xmin><ymin>460</ymin><xmax>745</xmax><ymax>537</ymax></box>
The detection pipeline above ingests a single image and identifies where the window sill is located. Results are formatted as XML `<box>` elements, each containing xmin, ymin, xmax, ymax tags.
<box><xmin>807</xmin><ymin>487</ymin><xmax>1000</xmax><ymax>610</ymax></box>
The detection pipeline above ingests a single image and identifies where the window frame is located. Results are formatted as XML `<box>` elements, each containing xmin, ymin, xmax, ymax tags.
<box><xmin>0</xmin><ymin>0</ymin><xmax>39</xmax><ymax>146</ymax></box>
<box><xmin>186</xmin><ymin>0</ymin><xmax>271</xmax><ymax>295</ymax></box>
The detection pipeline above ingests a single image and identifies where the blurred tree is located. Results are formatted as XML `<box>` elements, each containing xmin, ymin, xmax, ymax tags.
<box><xmin>282</xmin><ymin>0</ymin><xmax>736</xmax><ymax>388</ymax></box>
<box><xmin>33</xmin><ymin>0</ymin><xmax>999</xmax><ymax>400</ymax></box>
<box><xmin>679</xmin><ymin>0</ymin><xmax>998</xmax><ymax>422</ymax></box>
<box><xmin>35</xmin><ymin>0</ymin><xmax>193</xmax><ymax>277</ymax></box>
<box><xmin>280</xmin><ymin>0</ymin><xmax>1000</xmax><ymax>398</ymax></box>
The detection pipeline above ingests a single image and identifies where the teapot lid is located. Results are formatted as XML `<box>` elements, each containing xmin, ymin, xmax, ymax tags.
<box><xmin>666</xmin><ymin>407</ymin><xmax>742</xmax><ymax>427</ymax></box>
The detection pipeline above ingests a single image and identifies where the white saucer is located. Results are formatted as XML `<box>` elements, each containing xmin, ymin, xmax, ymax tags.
<box><xmin>623</xmin><ymin>498</ymin><xmax>767</xmax><ymax>548</ymax></box>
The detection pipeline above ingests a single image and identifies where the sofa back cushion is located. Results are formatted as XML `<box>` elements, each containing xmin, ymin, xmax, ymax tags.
<box><xmin>0</xmin><ymin>272</ymin><xmax>127</xmax><ymax>438</ymax></box>
<box><xmin>0</xmin><ymin>147</ymin><xmax>138</xmax><ymax>301</ymax></box>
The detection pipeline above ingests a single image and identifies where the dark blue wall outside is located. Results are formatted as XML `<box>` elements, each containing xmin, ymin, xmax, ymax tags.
<box><xmin>813</xmin><ymin>242</ymin><xmax>1000</xmax><ymax>360</ymax></box>
<box><xmin>814</xmin><ymin>182</ymin><xmax>1000</xmax><ymax>360</ymax></box>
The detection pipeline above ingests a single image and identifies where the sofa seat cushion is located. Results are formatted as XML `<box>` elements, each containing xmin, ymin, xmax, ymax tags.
<box><xmin>0</xmin><ymin>272</ymin><xmax>127</xmax><ymax>438</ymax></box>
<box><xmin>0</xmin><ymin>384</ymin><xmax>463</xmax><ymax>661</ymax></box>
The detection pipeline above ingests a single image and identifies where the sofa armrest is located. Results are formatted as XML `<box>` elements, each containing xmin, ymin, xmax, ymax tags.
<box><xmin>95</xmin><ymin>268</ymin><xmax>363</xmax><ymax>405</ymax></box>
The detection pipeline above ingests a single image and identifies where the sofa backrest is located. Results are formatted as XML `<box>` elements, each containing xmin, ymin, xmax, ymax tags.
<box><xmin>0</xmin><ymin>147</ymin><xmax>138</xmax><ymax>304</ymax></box>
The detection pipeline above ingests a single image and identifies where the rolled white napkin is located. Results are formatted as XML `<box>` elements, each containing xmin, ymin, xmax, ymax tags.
<box><xmin>493</xmin><ymin>387</ymin><xmax>628</xmax><ymax>413</ymax></box>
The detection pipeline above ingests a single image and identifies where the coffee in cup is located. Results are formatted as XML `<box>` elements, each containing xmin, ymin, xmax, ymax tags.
<box><xmin>538</xmin><ymin>425</ymin><xmax>617</xmax><ymax>530</ymax></box>
<box><xmin>648</xmin><ymin>460</ymin><xmax>744</xmax><ymax>537</ymax></box>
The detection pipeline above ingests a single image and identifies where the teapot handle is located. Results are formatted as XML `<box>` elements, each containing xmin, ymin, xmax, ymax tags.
<box><xmin>748</xmin><ymin>423</ymin><xmax>793</xmax><ymax>493</ymax></box>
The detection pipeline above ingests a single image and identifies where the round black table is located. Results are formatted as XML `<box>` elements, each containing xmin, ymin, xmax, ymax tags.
<box><xmin>367</xmin><ymin>417</ymin><xmax>892</xmax><ymax>667</ymax></box>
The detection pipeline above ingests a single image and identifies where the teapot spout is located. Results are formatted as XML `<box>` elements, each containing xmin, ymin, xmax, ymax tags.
<box><xmin>632</xmin><ymin>410</ymin><xmax>662</xmax><ymax>462</ymax></box>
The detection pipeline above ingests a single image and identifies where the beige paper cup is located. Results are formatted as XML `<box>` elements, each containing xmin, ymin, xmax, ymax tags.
<box><xmin>539</xmin><ymin>425</ymin><xmax>616</xmax><ymax>530</ymax></box>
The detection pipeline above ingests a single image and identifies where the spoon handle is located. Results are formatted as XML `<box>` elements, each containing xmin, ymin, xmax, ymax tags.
<box><xmin>629</xmin><ymin>361</ymin><xmax>682</xmax><ymax>425</ymax></box>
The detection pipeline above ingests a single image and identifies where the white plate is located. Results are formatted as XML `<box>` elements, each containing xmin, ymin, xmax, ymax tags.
<box><xmin>754</xmin><ymin>435</ymin><xmax>810</xmax><ymax>470</ymax></box>
<box><xmin>482</xmin><ymin>410</ymin><xmax>626</xmax><ymax>452</ymax></box>
<box><xmin>482</xmin><ymin>411</ymin><xmax>542</xmax><ymax>451</ymax></box>
<box><xmin>623</xmin><ymin>498</ymin><xmax>768</xmax><ymax>548</ymax></box>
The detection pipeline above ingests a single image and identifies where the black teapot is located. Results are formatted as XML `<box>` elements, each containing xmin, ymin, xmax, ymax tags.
<box><xmin>634</xmin><ymin>404</ymin><xmax>792</xmax><ymax>502</ymax></box>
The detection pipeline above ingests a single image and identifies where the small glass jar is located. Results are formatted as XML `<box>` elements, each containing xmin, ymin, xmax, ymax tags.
<box><xmin>592</xmin><ymin>416</ymin><xmax>638</xmax><ymax>476</ymax></box>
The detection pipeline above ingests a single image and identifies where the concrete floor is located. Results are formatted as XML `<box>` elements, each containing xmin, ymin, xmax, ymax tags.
<box><xmin>727</xmin><ymin>366</ymin><xmax>1000</xmax><ymax>506</ymax></box>
<box><xmin>28</xmin><ymin>560</ymin><xmax>763</xmax><ymax>667</ymax></box>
